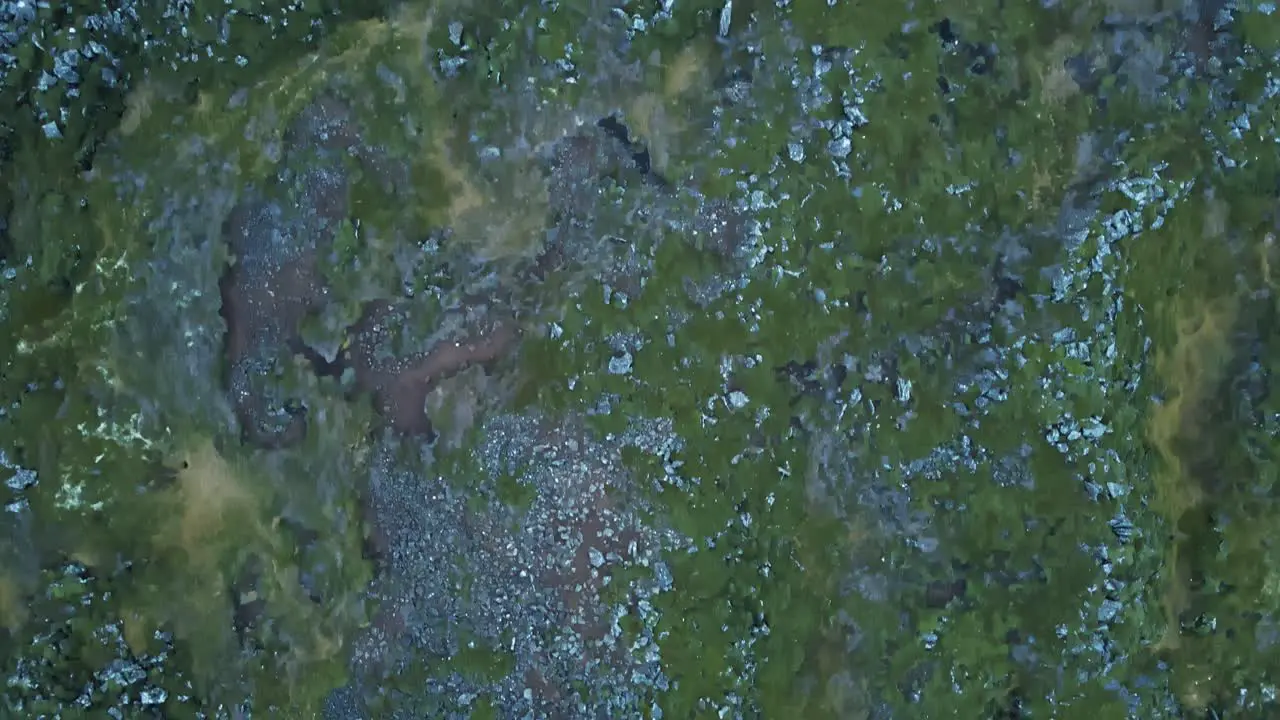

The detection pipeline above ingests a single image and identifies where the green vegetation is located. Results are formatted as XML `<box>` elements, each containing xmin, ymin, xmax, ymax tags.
<box><xmin>3</xmin><ymin>0</ymin><xmax>1280</xmax><ymax>717</ymax></box>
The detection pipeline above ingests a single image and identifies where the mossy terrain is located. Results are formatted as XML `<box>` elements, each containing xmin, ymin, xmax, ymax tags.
<box><xmin>3</xmin><ymin>0</ymin><xmax>1280</xmax><ymax>718</ymax></box>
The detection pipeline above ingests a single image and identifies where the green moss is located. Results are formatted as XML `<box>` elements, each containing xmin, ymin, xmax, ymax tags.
<box><xmin>453</xmin><ymin>631</ymin><xmax>517</xmax><ymax>682</ymax></box>
<box><xmin>494</xmin><ymin>470</ymin><xmax>537</xmax><ymax>511</ymax></box>
<box><xmin>8</xmin><ymin>0</ymin><xmax>1280</xmax><ymax>716</ymax></box>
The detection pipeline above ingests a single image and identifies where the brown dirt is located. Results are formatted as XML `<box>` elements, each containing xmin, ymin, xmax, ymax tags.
<box><xmin>336</xmin><ymin>300</ymin><xmax>523</xmax><ymax>437</ymax></box>
<box><xmin>219</xmin><ymin>96</ymin><xmax>361</xmax><ymax>447</ymax></box>
<box><xmin>219</xmin><ymin>93</ymin><xmax>516</xmax><ymax>446</ymax></box>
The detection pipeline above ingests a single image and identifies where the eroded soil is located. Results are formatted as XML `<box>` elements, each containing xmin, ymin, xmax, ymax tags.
<box><xmin>219</xmin><ymin>91</ymin><xmax>748</xmax><ymax>448</ymax></box>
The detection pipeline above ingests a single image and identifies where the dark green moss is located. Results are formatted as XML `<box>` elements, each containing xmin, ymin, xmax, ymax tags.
<box><xmin>7</xmin><ymin>0</ymin><xmax>1280</xmax><ymax>717</ymax></box>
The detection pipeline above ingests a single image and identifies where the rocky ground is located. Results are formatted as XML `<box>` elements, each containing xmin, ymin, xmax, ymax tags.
<box><xmin>3</xmin><ymin>1</ymin><xmax>1280</xmax><ymax>719</ymax></box>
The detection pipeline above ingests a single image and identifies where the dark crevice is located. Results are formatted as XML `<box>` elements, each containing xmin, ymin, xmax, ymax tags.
<box><xmin>594</xmin><ymin>115</ymin><xmax>669</xmax><ymax>189</ymax></box>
